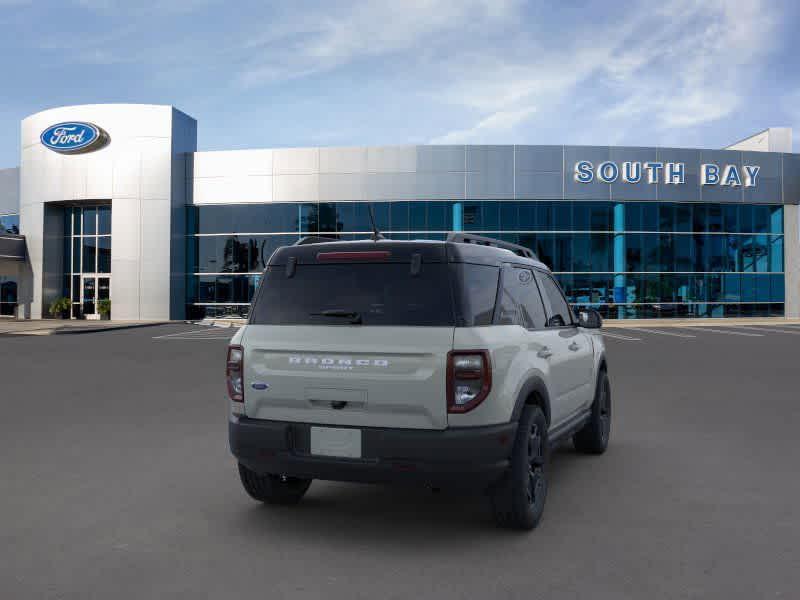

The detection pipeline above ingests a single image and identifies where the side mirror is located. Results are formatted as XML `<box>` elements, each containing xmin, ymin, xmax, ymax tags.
<box><xmin>577</xmin><ymin>308</ymin><xmax>602</xmax><ymax>329</ymax></box>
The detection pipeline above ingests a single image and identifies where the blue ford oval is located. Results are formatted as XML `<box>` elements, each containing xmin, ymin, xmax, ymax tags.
<box><xmin>40</xmin><ymin>122</ymin><xmax>108</xmax><ymax>154</ymax></box>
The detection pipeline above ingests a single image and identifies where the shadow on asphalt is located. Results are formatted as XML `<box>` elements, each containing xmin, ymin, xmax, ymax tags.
<box><xmin>226</xmin><ymin>446</ymin><xmax>589</xmax><ymax>544</ymax></box>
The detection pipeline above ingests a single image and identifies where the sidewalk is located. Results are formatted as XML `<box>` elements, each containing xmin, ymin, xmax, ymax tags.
<box><xmin>0</xmin><ymin>319</ymin><xmax>169</xmax><ymax>336</ymax></box>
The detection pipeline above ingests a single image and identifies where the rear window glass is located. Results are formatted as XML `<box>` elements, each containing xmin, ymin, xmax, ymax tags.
<box><xmin>250</xmin><ymin>263</ymin><xmax>455</xmax><ymax>326</ymax></box>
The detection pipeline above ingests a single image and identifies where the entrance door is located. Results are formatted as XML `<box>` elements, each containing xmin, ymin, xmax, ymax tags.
<box><xmin>79</xmin><ymin>276</ymin><xmax>110</xmax><ymax>318</ymax></box>
<box><xmin>82</xmin><ymin>276</ymin><xmax>96</xmax><ymax>316</ymax></box>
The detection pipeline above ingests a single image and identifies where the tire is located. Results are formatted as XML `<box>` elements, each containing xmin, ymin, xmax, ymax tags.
<box><xmin>491</xmin><ymin>405</ymin><xmax>548</xmax><ymax>530</ymax></box>
<box><xmin>237</xmin><ymin>463</ymin><xmax>311</xmax><ymax>505</ymax></box>
<box><xmin>573</xmin><ymin>369</ymin><xmax>611</xmax><ymax>454</ymax></box>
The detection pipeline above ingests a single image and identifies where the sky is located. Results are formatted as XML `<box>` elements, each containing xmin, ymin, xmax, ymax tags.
<box><xmin>0</xmin><ymin>0</ymin><xmax>799</xmax><ymax>167</ymax></box>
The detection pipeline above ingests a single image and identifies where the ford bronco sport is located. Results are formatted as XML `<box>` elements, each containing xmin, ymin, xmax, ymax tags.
<box><xmin>228</xmin><ymin>233</ymin><xmax>610</xmax><ymax>530</ymax></box>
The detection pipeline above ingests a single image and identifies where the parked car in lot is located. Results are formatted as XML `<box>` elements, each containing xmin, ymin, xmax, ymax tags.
<box><xmin>227</xmin><ymin>233</ymin><xmax>610</xmax><ymax>530</ymax></box>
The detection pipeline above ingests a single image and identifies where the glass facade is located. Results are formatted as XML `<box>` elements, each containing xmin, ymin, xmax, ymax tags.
<box><xmin>0</xmin><ymin>275</ymin><xmax>16</xmax><ymax>316</ymax></box>
<box><xmin>63</xmin><ymin>206</ymin><xmax>111</xmax><ymax>318</ymax></box>
<box><xmin>0</xmin><ymin>213</ymin><xmax>19</xmax><ymax>234</ymax></box>
<box><xmin>186</xmin><ymin>201</ymin><xmax>785</xmax><ymax>319</ymax></box>
<box><xmin>1</xmin><ymin>215</ymin><xmax>21</xmax><ymax>315</ymax></box>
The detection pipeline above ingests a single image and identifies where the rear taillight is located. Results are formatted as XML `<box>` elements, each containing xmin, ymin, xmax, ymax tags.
<box><xmin>447</xmin><ymin>350</ymin><xmax>491</xmax><ymax>413</ymax></box>
<box><xmin>226</xmin><ymin>345</ymin><xmax>244</xmax><ymax>403</ymax></box>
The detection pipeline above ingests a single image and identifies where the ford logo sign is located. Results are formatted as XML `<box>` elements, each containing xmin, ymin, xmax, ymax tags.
<box><xmin>40</xmin><ymin>122</ymin><xmax>110</xmax><ymax>154</ymax></box>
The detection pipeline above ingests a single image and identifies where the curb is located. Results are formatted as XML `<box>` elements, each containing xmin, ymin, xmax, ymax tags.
<box><xmin>4</xmin><ymin>322</ymin><xmax>170</xmax><ymax>336</ymax></box>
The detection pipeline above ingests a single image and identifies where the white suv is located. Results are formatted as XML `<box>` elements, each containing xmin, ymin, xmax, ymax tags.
<box><xmin>227</xmin><ymin>233</ymin><xmax>610</xmax><ymax>530</ymax></box>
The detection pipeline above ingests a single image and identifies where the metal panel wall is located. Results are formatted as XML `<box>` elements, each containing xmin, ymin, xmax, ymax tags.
<box><xmin>191</xmin><ymin>145</ymin><xmax>798</xmax><ymax>206</ymax></box>
<box><xmin>20</xmin><ymin>104</ymin><xmax>196</xmax><ymax>320</ymax></box>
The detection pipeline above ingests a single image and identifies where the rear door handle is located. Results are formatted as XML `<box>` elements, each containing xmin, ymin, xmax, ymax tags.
<box><xmin>537</xmin><ymin>347</ymin><xmax>553</xmax><ymax>359</ymax></box>
<box><xmin>568</xmin><ymin>341</ymin><xmax>580</xmax><ymax>351</ymax></box>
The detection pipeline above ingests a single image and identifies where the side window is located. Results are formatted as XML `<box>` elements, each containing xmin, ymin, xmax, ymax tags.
<box><xmin>495</xmin><ymin>267</ymin><xmax>546</xmax><ymax>329</ymax></box>
<box><xmin>453</xmin><ymin>264</ymin><xmax>500</xmax><ymax>326</ymax></box>
<box><xmin>536</xmin><ymin>272</ymin><xmax>573</xmax><ymax>327</ymax></box>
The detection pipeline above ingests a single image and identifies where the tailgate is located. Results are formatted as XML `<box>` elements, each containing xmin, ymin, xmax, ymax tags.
<box><xmin>243</xmin><ymin>325</ymin><xmax>453</xmax><ymax>430</ymax></box>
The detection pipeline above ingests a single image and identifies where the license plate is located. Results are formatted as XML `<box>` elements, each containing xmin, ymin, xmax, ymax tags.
<box><xmin>310</xmin><ymin>427</ymin><xmax>362</xmax><ymax>458</ymax></box>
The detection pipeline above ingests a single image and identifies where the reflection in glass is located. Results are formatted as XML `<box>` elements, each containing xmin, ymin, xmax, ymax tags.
<box><xmin>82</xmin><ymin>277</ymin><xmax>96</xmax><ymax>315</ymax></box>
<box><xmin>184</xmin><ymin>201</ymin><xmax>785</xmax><ymax>319</ymax></box>
<box><xmin>83</xmin><ymin>207</ymin><xmax>97</xmax><ymax>236</ymax></box>
<box><xmin>82</xmin><ymin>238</ymin><xmax>96</xmax><ymax>273</ymax></box>
<box><xmin>98</xmin><ymin>206</ymin><xmax>111</xmax><ymax>235</ymax></box>
<box><xmin>97</xmin><ymin>237</ymin><xmax>111</xmax><ymax>273</ymax></box>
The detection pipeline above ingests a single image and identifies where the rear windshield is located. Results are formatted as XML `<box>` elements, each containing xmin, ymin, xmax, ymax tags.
<box><xmin>250</xmin><ymin>263</ymin><xmax>456</xmax><ymax>326</ymax></box>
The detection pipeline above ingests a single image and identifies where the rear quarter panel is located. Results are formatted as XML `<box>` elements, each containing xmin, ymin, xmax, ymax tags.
<box><xmin>449</xmin><ymin>326</ymin><xmax>552</xmax><ymax>427</ymax></box>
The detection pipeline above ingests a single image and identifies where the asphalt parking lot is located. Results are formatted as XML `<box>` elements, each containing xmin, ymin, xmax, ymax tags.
<box><xmin>2</xmin><ymin>322</ymin><xmax>799</xmax><ymax>599</ymax></box>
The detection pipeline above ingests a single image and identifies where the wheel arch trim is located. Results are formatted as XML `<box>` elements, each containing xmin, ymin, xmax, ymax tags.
<box><xmin>511</xmin><ymin>375</ymin><xmax>552</xmax><ymax>425</ymax></box>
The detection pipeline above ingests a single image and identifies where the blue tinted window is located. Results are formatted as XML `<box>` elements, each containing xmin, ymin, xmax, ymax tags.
<box><xmin>642</xmin><ymin>203</ymin><xmax>658</xmax><ymax>231</ymax></box>
<box><xmin>537</xmin><ymin>202</ymin><xmax>553</xmax><ymax>230</ymax></box>
<box><xmin>83</xmin><ymin>208</ymin><xmax>96</xmax><ymax>236</ymax></box>
<box><xmin>723</xmin><ymin>204</ymin><xmax>738</xmax><ymax>231</ymax></box>
<box><xmin>518</xmin><ymin>202</ymin><xmax>536</xmax><ymax>229</ymax></box>
<box><xmin>554</xmin><ymin>202</ymin><xmax>571</xmax><ymax>230</ymax></box>
<box><xmin>573</xmin><ymin>202</ymin><xmax>590</xmax><ymax>231</ymax></box>
<box><xmin>500</xmin><ymin>202</ymin><xmax>518</xmax><ymax>230</ymax></box>
<box><xmin>752</xmin><ymin>205</ymin><xmax>770</xmax><ymax>234</ymax></box>
<box><xmin>692</xmin><ymin>204</ymin><xmax>707</xmax><ymax>232</ymax></box>
<box><xmin>97</xmin><ymin>206</ymin><xmax>111</xmax><ymax>235</ymax></box>
<box><xmin>771</xmin><ymin>274</ymin><xmax>785</xmax><ymax>302</ymax></box>
<box><xmin>483</xmin><ymin>202</ymin><xmax>500</xmax><ymax>230</ymax></box>
<box><xmin>0</xmin><ymin>214</ymin><xmax>19</xmax><ymax>234</ymax></box>
<box><xmin>554</xmin><ymin>234</ymin><xmax>572</xmax><ymax>271</ymax></box>
<box><xmin>707</xmin><ymin>204</ymin><xmax>723</xmax><ymax>233</ymax></box>
<box><xmin>409</xmin><ymin>202</ymin><xmax>426</xmax><ymax>231</ymax></box>
<box><xmin>769</xmin><ymin>206</ymin><xmax>783</xmax><ymax>234</ymax></box>
<box><xmin>390</xmin><ymin>202</ymin><xmax>409</xmax><ymax>231</ymax></box>
<box><xmin>427</xmin><ymin>202</ymin><xmax>450</xmax><ymax>231</ymax></box>
<box><xmin>625</xmin><ymin>203</ymin><xmax>641</xmax><ymax>231</ymax></box>
<box><xmin>675</xmin><ymin>204</ymin><xmax>691</xmax><ymax>232</ymax></box>
<box><xmin>185</xmin><ymin>200</ymin><xmax>785</xmax><ymax>317</ymax></box>
<box><xmin>739</xmin><ymin>205</ymin><xmax>753</xmax><ymax>233</ymax></box>
<box><xmin>626</xmin><ymin>234</ymin><xmax>642</xmax><ymax>271</ymax></box>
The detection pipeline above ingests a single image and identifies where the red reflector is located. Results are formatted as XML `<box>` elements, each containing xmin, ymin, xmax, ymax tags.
<box><xmin>317</xmin><ymin>251</ymin><xmax>391</xmax><ymax>261</ymax></box>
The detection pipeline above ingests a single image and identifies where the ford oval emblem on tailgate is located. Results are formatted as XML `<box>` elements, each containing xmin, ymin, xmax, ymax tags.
<box><xmin>251</xmin><ymin>382</ymin><xmax>269</xmax><ymax>390</ymax></box>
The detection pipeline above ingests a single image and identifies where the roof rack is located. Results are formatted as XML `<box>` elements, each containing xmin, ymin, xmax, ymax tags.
<box><xmin>446</xmin><ymin>232</ymin><xmax>537</xmax><ymax>260</ymax></box>
<box><xmin>293</xmin><ymin>235</ymin><xmax>342</xmax><ymax>246</ymax></box>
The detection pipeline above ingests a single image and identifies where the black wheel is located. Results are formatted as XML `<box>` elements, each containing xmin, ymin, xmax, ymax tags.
<box><xmin>238</xmin><ymin>463</ymin><xmax>311</xmax><ymax>505</ymax></box>
<box><xmin>573</xmin><ymin>370</ymin><xmax>611</xmax><ymax>454</ymax></box>
<box><xmin>491</xmin><ymin>405</ymin><xmax>548</xmax><ymax>530</ymax></box>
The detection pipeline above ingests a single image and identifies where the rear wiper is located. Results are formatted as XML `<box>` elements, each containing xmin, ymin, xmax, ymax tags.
<box><xmin>309</xmin><ymin>309</ymin><xmax>362</xmax><ymax>324</ymax></box>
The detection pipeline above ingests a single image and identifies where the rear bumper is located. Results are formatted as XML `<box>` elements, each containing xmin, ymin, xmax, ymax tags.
<box><xmin>229</xmin><ymin>415</ymin><xmax>517</xmax><ymax>488</ymax></box>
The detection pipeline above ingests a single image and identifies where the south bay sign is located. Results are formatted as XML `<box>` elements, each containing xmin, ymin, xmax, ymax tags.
<box><xmin>574</xmin><ymin>160</ymin><xmax>760</xmax><ymax>187</ymax></box>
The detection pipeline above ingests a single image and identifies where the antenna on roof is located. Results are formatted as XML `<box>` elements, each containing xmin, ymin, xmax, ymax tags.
<box><xmin>367</xmin><ymin>204</ymin><xmax>385</xmax><ymax>241</ymax></box>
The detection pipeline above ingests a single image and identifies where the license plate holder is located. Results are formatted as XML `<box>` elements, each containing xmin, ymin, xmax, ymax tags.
<box><xmin>310</xmin><ymin>426</ymin><xmax>362</xmax><ymax>459</ymax></box>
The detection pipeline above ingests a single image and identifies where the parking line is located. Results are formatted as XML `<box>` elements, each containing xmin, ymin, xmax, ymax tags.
<box><xmin>685</xmin><ymin>327</ymin><xmax>764</xmax><ymax>337</ymax></box>
<box><xmin>157</xmin><ymin>336</ymin><xmax>233</xmax><ymax>340</ymax></box>
<box><xmin>725</xmin><ymin>326</ymin><xmax>800</xmax><ymax>335</ymax></box>
<box><xmin>600</xmin><ymin>331</ymin><xmax>642</xmax><ymax>341</ymax></box>
<box><xmin>624</xmin><ymin>327</ymin><xmax>696</xmax><ymax>338</ymax></box>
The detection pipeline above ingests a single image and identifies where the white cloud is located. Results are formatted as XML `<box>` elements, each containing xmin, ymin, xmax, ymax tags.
<box><xmin>428</xmin><ymin>0</ymin><xmax>778</xmax><ymax>144</ymax></box>
<box><xmin>237</xmin><ymin>0</ymin><xmax>520</xmax><ymax>87</ymax></box>
<box><xmin>430</xmin><ymin>106</ymin><xmax>536</xmax><ymax>143</ymax></box>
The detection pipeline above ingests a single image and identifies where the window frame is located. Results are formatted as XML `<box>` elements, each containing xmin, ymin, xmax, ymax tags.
<box><xmin>534</xmin><ymin>269</ymin><xmax>577</xmax><ymax>329</ymax></box>
<box><xmin>491</xmin><ymin>264</ymin><xmax>550</xmax><ymax>331</ymax></box>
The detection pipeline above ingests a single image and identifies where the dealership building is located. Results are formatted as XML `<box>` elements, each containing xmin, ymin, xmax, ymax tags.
<box><xmin>0</xmin><ymin>103</ymin><xmax>798</xmax><ymax>321</ymax></box>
